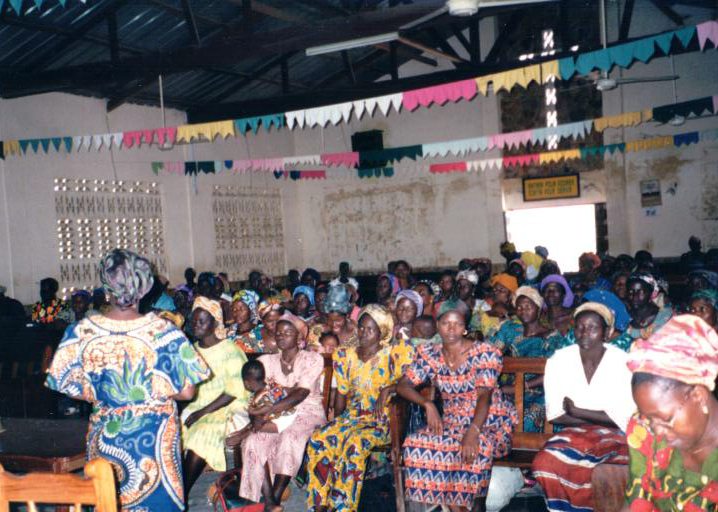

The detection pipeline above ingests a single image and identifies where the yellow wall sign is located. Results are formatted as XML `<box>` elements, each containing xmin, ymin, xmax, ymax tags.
<box><xmin>522</xmin><ymin>174</ymin><xmax>580</xmax><ymax>202</ymax></box>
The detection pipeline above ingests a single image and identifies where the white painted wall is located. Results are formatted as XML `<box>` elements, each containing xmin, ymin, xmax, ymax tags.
<box><xmin>601</xmin><ymin>0</ymin><xmax>718</xmax><ymax>254</ymax></box>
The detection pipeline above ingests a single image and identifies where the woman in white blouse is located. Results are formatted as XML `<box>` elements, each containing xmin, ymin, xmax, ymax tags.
<box><xmin>532</xmin><ymin>302</ymin><xmax>636</xmax><ymax>512</ymax></box>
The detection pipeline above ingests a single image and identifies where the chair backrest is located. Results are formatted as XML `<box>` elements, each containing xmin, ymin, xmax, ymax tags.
<box><xmin>321</xmin><ymin>354</ymin><xmax>333</xmax><ymax>415</ymax></box>
<box><xmin>501</xmin><ymin>356</ymin><xmax>553</xmax><ymax>450</ymax></box>
<box><xmin>0</xmin><ymin>458</ymin><xmax>118</xmax><ymax>512</ymax></box>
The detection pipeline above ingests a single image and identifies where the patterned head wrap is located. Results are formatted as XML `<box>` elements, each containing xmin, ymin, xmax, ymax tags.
<box><xmin>358</xmin><ymin>304</ymin><xmax>394</xmax><ymax>346</ymax></box>
<box><xmin>513</xmin><ymin>286</ymin><xmax>544</xmax><ymax>310</ymax></box>
<box><xmin>688</xmin><ymin>270</ymin><xmax>718</xmax><ymax>289</ymax></box>
<box><xmin>574</xmin><ymin>301</ymin><xmax>615</xmax><ymax>338</ymax></box>
<box><xmin>378</xmin><ymin>273</ymin><xmax>400</xmax><ymax>295</ymax></box>
<box><xmin>277</xmin><ymin>311</ymin><xmax>309</xmax><ymax>343</ymax></box>
<box><xmin>396</xmin><ymin>289</ymin><xmax>424</xmax><ymax>317</ymax></box>
<box><xmin>416</xmin><ymin>279</ymin><xmax>440</xmax><ymax>296</ymax></box>
<box><xmin>99</xmin><ymin>249</ymin><xmax>154</xmax><ymax>308</ymax></box>
<box><xmin>437</xmin><ymin>298</ymin><xmax>471</xmax><ymax>326</ymax></box>
<box><xmin>628</xmin><ymin>273</ymin><xmax>660</xmax><ymax>301</ymax></box>
<box><xmin>509</xmin><ymin>258</ymin><xmax>527</xmax><ymax>272</ymax></box>
<box><xmin>324</xmin><ymin>284</ymin><xmax>352</xmax><ymax>315</ymax></box>
<box><xmin>627</xmin><ymin>315</ymin><xmax>718</xmax><ymax>390</ymax></box>
<box><xmin>579</xmin><ymin>252</ymin><xmax>602</xmax><ymax>270</ymax></box>
<box><xmin>258</xmin><ymin>297</ymin><xmax>283</xmax><ymax>320</ymax></box>
<box><xmin>490</xmin><ymin>273</ymin><xmax>518</xmax><ymax>294</ymax></box>
<box><xmin>540</xmin><ymin>274</ymin><xmax>575</xmax><ymax>309</ymax></box>
<box><xmin>192</xmin><ymin>295</ymin><xmax>227</xmax><ymax>339</ymax></box>
<box><xmin>233</xmin><ymin>289</ymin><xmax>260</xmax><ymax>321</ymax></box>
<box><xmin>583</xmin><ymin>290</ymin><xmax>631</xmax><ymax>332</ymax></box>
<box><xmin>292</xmin><ymin>285</ymin><xmax>315</xmax><ymax>307</ymax></box>
<box><xmin>456</xmin><ymin>270</ymin><xmax>479</xmax><ymax>286</ymax></box>
<box><xmin>691</xmin><ymin>289</ymin><xmax>718</xmax><ymax>309</ymax></box>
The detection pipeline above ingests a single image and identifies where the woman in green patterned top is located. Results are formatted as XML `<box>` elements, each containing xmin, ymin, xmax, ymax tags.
<box><xmin>624</xmin><ymin>315</ymin><xmax>718</xmax><ymax>512</ymax></box>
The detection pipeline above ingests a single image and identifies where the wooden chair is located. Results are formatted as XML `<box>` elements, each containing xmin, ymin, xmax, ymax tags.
<box><xmin>0</xmin><ymin>458</ymin><xmax>118</xmax><ymax>512</ymax></box>
<box><xmin>493</xmin><ymin>357</ymin><xmax>553</xmax><ymax>468</ymax></box>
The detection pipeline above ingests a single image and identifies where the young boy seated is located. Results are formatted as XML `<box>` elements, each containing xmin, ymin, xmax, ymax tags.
<box><xmin>225</xmin><ymin>359</ymin><xmax>298</xmax><ymax>447</ymax></box>
<box><xmin>410</xmin><ymin>315</ymin><xmax>437</xmax><ymax>345</ymax></box>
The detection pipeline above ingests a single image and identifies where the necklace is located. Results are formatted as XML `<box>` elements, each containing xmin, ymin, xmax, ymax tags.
<box><xmin>280</xmin><ymin>350</ymin><xmax>300</xmax><ymax>372</ymax></box>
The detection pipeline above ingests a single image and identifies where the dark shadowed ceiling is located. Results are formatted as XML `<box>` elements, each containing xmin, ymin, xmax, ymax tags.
<box><xmin>0</xmin><ymin>0</ymin><xmax>712</xmax><ymax>122</ymax></box>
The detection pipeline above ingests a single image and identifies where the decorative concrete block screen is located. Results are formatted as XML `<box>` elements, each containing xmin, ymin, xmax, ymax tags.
<box><xmin>212</xmin><ymin>185</ymin><xmax>285</xmax><ymax>280</ymax></box>
<box><xmin>54</xmin><ymin>178</ymin><xmax>167</xmax><ymax>296</ymax></box>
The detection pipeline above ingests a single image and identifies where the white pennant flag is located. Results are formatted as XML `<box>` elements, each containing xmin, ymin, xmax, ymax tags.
<box><xmin>73</xmin><ymin>136</ymin><xmax>84</xmax><ymax>151</ymax></box>
<box><xmin>112</xmin><ymin>133</ymin><xmax>124</xmax><ymax>148</ymax></box>
<box><xmin>93</xmin><ymin>134</ymin><xmax>104</xmax><ymax>150</ymax></box>
<box><xmin>82</xmin><ymin>135</ymin><xmax>92</xmax><ymax>151</ymax></box>
<box><xmin>353</xmin><ymin>100</ymin><xmax>366</xmax><ymax>119</ymax></box>
<box><xmin>102</xmin><ymin>134</ymin><xmax>113</xmax><ymax>149</ymax></box>
<box><xmin>376</xmin><ymin>94</ymin><xmax>394</xmax><ymax>116</ymax></box>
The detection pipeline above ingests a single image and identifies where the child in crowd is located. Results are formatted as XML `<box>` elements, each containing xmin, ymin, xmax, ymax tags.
<box><xmin>411</xmin><ymin>315</ymin><xmax>437</xmax><ymax>345</ymax></box>
<box><xmin>225</xmin><ymin>360</ymin><xmax>297</xmax><ymax>448</ymax></box>
<box><xmin>315</xmin><ymin>332</ymin><xmax>338</xmax><ymax>420</ymax></box>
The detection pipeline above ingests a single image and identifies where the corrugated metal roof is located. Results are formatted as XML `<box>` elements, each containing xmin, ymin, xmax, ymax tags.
<box><xmin>0</xmin><ymin>0</ymin><xmax>485</xmax><ymax>112</ymax></box>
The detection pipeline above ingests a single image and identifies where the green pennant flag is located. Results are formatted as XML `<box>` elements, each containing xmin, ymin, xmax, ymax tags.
<box><xmin>40</xmin><ymin>139</ymin><xmax>51</xmax><ymax>153</ymax></box>
<box><xmin>63</xmin><ymin>137</ymin><xmax>72</xmax><ymax>152</ymax></box>
<box><xmin>19</xmin><ymin>140</ymin><xmax>30</xmax><ymax>154</ymax></box>
<box><xmin>151</xmin><ymin>162</ymin><xmax>163</xmax><ymax>175</ymax></box>
<box><xmin>30</xmin><ymin>139</ymin><xmax>41</xmax><ymax>153</ymax></box>
<box><xmin>9</xmin><ymin>0</ymin><xmax>22</xmax><ymax>14</ymax></box>
<box><xmin>51</xmin><ymin>138</ymin><xmax>62</xmax><ymax>152</ymax></box>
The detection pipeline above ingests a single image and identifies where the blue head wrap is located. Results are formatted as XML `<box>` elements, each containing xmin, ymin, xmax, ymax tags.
<box><xmin>583</xmin><ymin>289</ymin><xmax>631</xmax><ymax>332</ymax></box>
<box><xmin>293</xmin><ymin>285</ymin><xmax>315</xmax><ymax>307</ymax></box>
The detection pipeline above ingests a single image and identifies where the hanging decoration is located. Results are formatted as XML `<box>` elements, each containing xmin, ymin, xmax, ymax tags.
<box><xmin>0</xmin><ymin>22</ymin><xmax>714</xmax><ymax>157</ymax></box>
<box><xmin>153</xmin><ymin>127</ymin><xmax>717</xmax><ymax>181</ymax></box>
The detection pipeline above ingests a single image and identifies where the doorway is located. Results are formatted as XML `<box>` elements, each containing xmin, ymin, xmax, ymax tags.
<box><xmin>504</xmin><ymin>204</ymin><xmax>601</xmax><ymax>273</ymax></box>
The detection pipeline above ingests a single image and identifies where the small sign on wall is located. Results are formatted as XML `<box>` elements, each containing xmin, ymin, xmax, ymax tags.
<box><xmin>522</xmin><ymin>174</ymin><xmax>580</xmax><ymax>202</ymax></box>
<box><xmin>640</xmin><ymin>179</ymin><xmax>662</xmax><ymax>207</ymax></box>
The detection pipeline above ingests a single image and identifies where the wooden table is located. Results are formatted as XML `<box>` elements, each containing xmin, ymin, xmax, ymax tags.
<box><xmin>0</xmin><ymin>418</ymin><xmax>88</xmax><ymax>473</ymax></box>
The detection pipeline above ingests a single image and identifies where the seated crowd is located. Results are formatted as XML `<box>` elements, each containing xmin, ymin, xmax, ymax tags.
<box><xmin>21</xmin><ymin>236</ymin><xmax>718</xmax><ymax>512</ymax></box>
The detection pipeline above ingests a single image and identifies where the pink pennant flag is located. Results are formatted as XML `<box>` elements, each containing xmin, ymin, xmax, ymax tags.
<box><xmin>321</xmin><ymin>152</ymin><xmax>359</xmax><ymax>168</ymax></box>
<box><xmin>402</xmin><ymin>79</ymin><xmax>477</xmax><ymax>111</ymax></box>
<box><xmin>142</xmin><ymin>130</ymin><xmax>154</xmax><ymax>145</ymax></box>
<box><xmin>233</xmin><ymin>160</ymin><xmax>252</xmax><ymax>173</ymax></box>
<box><xmin>167</xmin><ymin>162</ymin><xmax>183</xmax><ymax>175</ymax></box>
<box><xmin>502</xmin><ymin>154</ymin><xmax>540</xmax><ymax>167</ymax></box>
<box><xmin>123</xmin><ymin>131</ymin><xmax>143</xmax><ymax>148</ymax></box>
<box><xmin>502</xmin><ymin>130</ymin><xmax>532</xmax><ymax>149</ymax></box>
<box><xmin>301</xmin><ymin>170</ymin><xmax>327</xmax><ymax>180</ymax></box>
<box><xmin>697</xmin><ymin>20</ymin><xmax>718</xmax><ymax>50</ymax></box>
<box><xmin>155</xmin><ymin>127</ymin><xmax>177</xmax><ymax>146</ymax></box>
<box><xmin>430</xmin><ymin>162</ymin><xmax>467</xmax><ymax>174</ymax></box>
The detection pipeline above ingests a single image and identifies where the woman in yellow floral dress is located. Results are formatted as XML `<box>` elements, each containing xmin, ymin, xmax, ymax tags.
<box><xmin>305</xmin><ymin>304</ymin><xmax>414</xmax><ymax>512</ymax></box>
<box><xmin>181</xmin><ymin>296</ymin><xmax>249</xmax><ymax>498</ymax></box>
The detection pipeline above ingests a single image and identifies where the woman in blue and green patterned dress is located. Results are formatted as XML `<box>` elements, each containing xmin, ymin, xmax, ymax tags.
<box><xmin>489</xmin><ymin>286</ymin><xmax>564</xmax><ymax>432</ymax></box>
<box><xmin>46</xmin><ymin>249</ymin><xmax>210</xmax><ymax>511</ymax></box>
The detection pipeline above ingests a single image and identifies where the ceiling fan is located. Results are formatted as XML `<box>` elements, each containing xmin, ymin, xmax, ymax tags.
<box><xmin>586</xmin><ymin>0</ymin><xmax>678</xmax><ymax>92</ymax></box>
<box><xmin>401</xmin><ymin>0</ymin><xmax>559</xmax><ymax>30</ymax></box>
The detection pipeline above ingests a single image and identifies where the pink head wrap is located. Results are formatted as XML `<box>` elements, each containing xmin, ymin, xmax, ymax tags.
<box><xmin>627</xmin><ymin>315</ymin><xmax>718</xmax><ymax>390</ymax></box>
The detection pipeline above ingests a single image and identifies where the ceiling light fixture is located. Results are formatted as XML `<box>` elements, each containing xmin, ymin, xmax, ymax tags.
<box><xmin>305</xmin><ymin>32</ymin><xmax>399</xmax><ymax>56</ymax></box>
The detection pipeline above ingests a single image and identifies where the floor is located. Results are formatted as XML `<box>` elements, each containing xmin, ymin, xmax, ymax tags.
<box><xmin>188</xmin><ymin>471</ymin><xmax>549</xmax><ymax>512</ymax></box>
